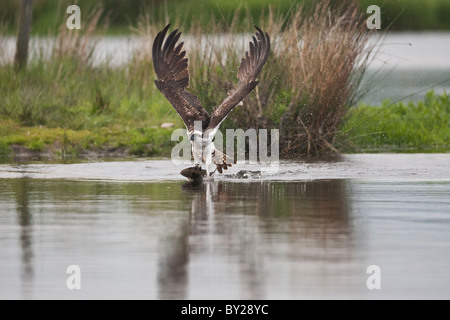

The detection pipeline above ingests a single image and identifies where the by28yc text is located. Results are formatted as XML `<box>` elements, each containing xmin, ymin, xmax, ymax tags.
<box><xmin>181</xmin><ymin>304</ymin><xmax>269</xmax><ymax>317</ymax></box>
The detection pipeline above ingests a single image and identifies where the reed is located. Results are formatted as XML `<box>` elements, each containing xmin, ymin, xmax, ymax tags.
<box><xmin>52</xmin><ymin>8</ymin><xmax>104</xmax><ymax>66</ymax></box>
<box><xmin>0</xmin><ymin>22</ymin><xmax>6</xmax><ymax>64</ymax></box>
<box><xmin>275</xmin><ymin>1</ymin><xmax>374</xmax><ymax>158</ymax></box>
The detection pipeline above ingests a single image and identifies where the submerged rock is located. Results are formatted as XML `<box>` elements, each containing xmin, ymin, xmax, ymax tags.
<box><xmin>234</xmin><ymin>170</ymin><xmax>262</xmax><ymax>179</ymax></box>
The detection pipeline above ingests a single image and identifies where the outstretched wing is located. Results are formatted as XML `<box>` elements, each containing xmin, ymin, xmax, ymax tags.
<box><xmin>152</xmin><ymin>24</ymin><xmax>210</xmax><ymax>132</ymax></box>
<box><xmin>205</xmin><ymin>26</ymin><xmax>270</xmax><ymax>134</ymax></box>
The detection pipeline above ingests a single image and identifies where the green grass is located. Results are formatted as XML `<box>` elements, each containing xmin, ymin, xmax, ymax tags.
<box><xmin>0</xmin><ymin>56</ymin><xmax>183</xmax><ymax>158</ymax></box>
<box><xmin>338</xmin><ymin>91</ymin><xmax>450</xmax><ymax>152</ymax></box>
<box><xmin>0</xmin><ymin>119</ymin><xmax>177</xmax><ymax>158</ymax></box>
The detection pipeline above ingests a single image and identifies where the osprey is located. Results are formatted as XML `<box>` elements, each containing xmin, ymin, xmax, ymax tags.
<box><xmin>152</xmin><ymin>24</ymin><xmax>270</xmax><ymax>178</ymax></box>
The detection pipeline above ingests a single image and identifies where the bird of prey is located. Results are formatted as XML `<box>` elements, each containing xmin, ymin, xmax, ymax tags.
<box><xmin>152</xmin><ymin>24</ymin><xmax>270</xmax><ymax>179</ymax></box>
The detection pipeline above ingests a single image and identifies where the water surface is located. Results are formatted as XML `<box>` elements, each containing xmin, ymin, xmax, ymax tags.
<box><xmin>0</xmin><ymin>154</ymin><xmax>449</xmax><ymax>299</ymax></box>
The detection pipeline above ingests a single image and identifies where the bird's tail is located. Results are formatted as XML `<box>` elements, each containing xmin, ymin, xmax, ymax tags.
<box><xmin>212</xmin><ymin>148</ymin><xmax>234</xmax><ymax>174</ymax></box>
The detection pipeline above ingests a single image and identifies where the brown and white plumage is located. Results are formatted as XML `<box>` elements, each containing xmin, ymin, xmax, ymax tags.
<box><xmin>152</xmin><ymin>24</ymin><xmax>270</xmax><ymax>177</ymax></box>
<box><xmin>152</xmin><ymin>24</ymin><xmax>210</xmax><ymax>132</ymax></box>
<box><xmin>205</xmin><ymin>26</ymin><xmax>270</xmax><ymax>134</ymax></box>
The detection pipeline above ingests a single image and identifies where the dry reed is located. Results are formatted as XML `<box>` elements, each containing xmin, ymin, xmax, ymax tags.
<box><xmin>52</xmin><ymin>8</ymin><xmax>104</xmax><ymax>66</ymax></box>
<box><xmin>275</xmin><ymin>1</ymin><xmax>374</xmax><ymax>158</ymax></box>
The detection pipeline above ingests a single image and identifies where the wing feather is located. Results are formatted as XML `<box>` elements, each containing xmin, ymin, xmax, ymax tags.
<box><xmin>206</xmin><ymin>26</ymin><xmax>270</xmax><ymax>133</ymax></box>
<box><xmin>152</xmin><ymin>24</ymin><xmax>210</xmax><ymax>132</ymax></box>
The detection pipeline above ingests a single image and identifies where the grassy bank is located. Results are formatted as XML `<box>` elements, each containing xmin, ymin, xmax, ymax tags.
<box><xmin>339</xmin><ymin>91</ymin><xmax>450</xmax><ymax>153</ymax></box>
<box><xmin>0</xmin><ymin>58</ymin><xmax>181</xmax><ymax>159</ymax></box>
<box><xmin>2</xmin><ymin>91</ymin><xmax>449</xmax><ymax>160</ymax></box>
<box><xmin>0</xmin><ymin>119</ymin><xmax>176</xmax><ymax>159</ymax></box>
<box><xmin>1</xmin><ymin>0</ymin><xmax>450</xmax><ymax>33</ymax></box>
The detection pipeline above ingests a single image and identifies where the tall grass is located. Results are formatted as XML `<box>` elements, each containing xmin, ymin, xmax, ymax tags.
<box><xmin>52</xmin><ymin>9</ymin><xmax>103</xmax><ymax>65</ymax></box>
<box><xmin>274</xmin><ymin>2</ymin><xmax>374</xmax><ymax>158</ymax></box>
<box><xmin>0</xmin><ymin>21</ymin><xmax>6</xmax><ymax>64</ymax></box>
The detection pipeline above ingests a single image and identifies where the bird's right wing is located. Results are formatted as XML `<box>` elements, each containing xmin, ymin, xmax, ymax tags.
<box><xmin>152</xmin><ymin>24</ymin><xmax>210</xmax><ymax>132</ymax></box>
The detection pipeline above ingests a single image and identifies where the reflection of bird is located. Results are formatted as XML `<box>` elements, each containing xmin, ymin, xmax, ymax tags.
<box><xmin>152</xmin><ymin>24</ymin><xmax>270</xmax><ymax>178</ymax></box>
